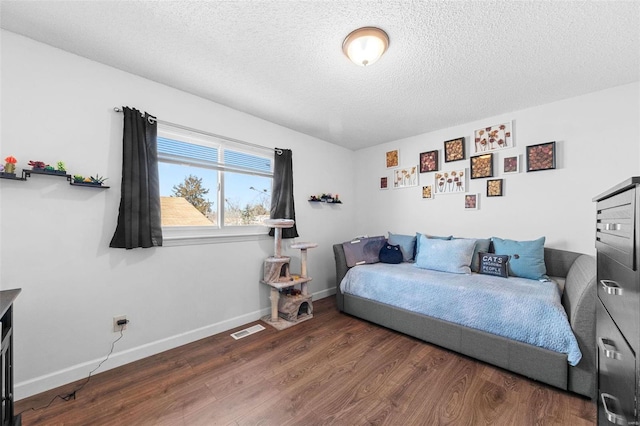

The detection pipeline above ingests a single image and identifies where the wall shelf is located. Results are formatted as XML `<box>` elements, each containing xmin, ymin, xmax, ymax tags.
<box><xmin>0</xmin><ymin>168</ymin><xmax>109</xmax><ymax>188</ymax></box>
<box><xmin>308</xmin><ymin>194</ymin><xmax>342</xmax><ymax>204</ymax></box>
<box><xmin>308</xmin><ymin>199</ymin><xmax>342</xmax><ymax>204</ymax></box>
<box><xmin>69</xmin><ymin>181</ymin><xmax>109</xmax><ymax>188</ymax></box>
<box><xmin>0</xmin><ymin>172</ymin><xmax>26</xmax><ymax>181</ymax></box>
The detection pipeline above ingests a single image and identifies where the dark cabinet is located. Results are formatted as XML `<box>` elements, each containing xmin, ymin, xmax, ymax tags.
<box><xmin>1</xmin><ymin>289</ymin><xmax>21</xmax><ymax>426</ymax></box>
<box><xmin>594</xmin><ymin>178</ymin><xmax>639</xmax><ymax>425</ymax></box>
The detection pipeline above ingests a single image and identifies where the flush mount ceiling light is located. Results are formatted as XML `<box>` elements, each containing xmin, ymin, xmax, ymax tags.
<box><xmin>342</xmin><ymin>27</ymin><xmax>389</xmax><ymax>67</ymax></box>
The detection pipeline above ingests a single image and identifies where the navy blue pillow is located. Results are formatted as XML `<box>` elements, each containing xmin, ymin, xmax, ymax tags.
<box><xmin>379</xmin><ymin>243</ymin><xmax>403</xmax><ymax>264</ymax></box>
<box><xmin>478</xmin><ymin>252</ymin><xmax>509</xmax><ymax>278</ymax></box>
<box><xmin>388</xmin><ymin>232</ymin><xmax>416</xmax><ymax>262</ymax></box>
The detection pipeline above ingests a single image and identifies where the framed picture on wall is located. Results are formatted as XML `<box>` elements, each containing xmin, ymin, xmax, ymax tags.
<box><xmin>422</xmin><ymin>185</ymin><xmax>433</xmax><ymax>199</ymax></box>
<box><xmin>444</xmin><ymin>137</ymin><xmax>465</xmax><ymax>162</ymax></box>
<box><xmin>434</xmin><ymin>169</ymin><xmax>465</xmax><ymax>194</ymax></box>
<box><xmin>487</xmin><ymin>179</ymin><xmax>504</xmax><ymax>197</ymax></box>
<box><xmin>470</xmin><ymin>153</ymin><xmax>494</xmax><ymax>179</ymax></box>
<box><xmin>473</xmin><ymin>122</ymin><xmax>512</xmax><ymax>153</ymax></box>
<box><xmin>502</xmin><ymin>155</ymin><xmax>520</xmax><ymax>174</ymax></box>
<box><xmin>464</xmin><ymin>193</ymin><xmax>479</xmax><ymax>210</ymax></box>
<box><xmin>526</xmin><ymin>141</ymin><xmax>556</xmax><ymax>172</ymax></box>
<box><xmin>419</xmin><ymin>150</ymin><xmax>439</xmax><ymax>173</ymax></box>
<box><xmin>380</xmin><ymin>176</ymin><xmax>389</xmax><ymax>190</ymax></box>
<box><xmin>386</xmin><ymin>149</ymin><xmax>399</xmax><ymax>168</ymax></box>
<box><xmin>394</xmin><ymin>166</ymin><xmax>418</xmax><ymax>188</ymax></box>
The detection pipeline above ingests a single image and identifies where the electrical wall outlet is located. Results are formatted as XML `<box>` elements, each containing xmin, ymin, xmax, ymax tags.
<box><xmin>113</xmin><ymin>315</ymin><xmax>127</xmax><ymax>332</ymax></box>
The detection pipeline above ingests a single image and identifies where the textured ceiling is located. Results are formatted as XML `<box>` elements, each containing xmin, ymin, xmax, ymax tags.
<box><xmin>1</xmin><ymin>1</ymin><xmax>639</xmax><ymax>150</ymax></box>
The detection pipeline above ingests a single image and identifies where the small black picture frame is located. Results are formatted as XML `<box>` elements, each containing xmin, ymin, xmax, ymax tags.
<box><xmin>419</xmin><ymin>150</ymin><xmax>439</xmax><ymax>173</ymax></box>
<box><xmin>487</xmin><ymin>179</ymin><xmax>503</xmax><ymax>197</ymax></box>
<box><xmin>444</xmin><ymin>137</ymin><xmax>465</xmax><ymax>162</ymax></box>
<box><xmin>470</xmin><ymin>153</ymin><xmax>493</xmax><ymax>179</ymax></box>
<box><xmin>526</xmin><ymin>141</ymin><xmax>556</xmax><ymax>172</ymax></box>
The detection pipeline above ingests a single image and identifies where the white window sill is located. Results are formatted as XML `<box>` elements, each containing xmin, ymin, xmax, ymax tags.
<box><xmin>161</xmin><ymin>226</ymin><xmax>271</xmax><ymax>246</ymax></box>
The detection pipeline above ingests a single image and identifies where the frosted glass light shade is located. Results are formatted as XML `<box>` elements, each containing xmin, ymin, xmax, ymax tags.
<box><xmin>342</xmin><ymin>27</ymin><xmax>389</xmax><ymax>66</ymax></box>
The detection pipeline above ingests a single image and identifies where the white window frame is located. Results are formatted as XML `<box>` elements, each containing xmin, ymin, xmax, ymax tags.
<box><xmin>157</xmin><ymin>125</ymin><xmax>274</xmax><ymax>246</ymax></box>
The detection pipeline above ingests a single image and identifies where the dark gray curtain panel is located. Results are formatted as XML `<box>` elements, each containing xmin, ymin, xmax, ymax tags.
<box><xmin>109</xmin><ymin>107</ymin><xmax>163</xmax><ymax>249</ymax></box>
<box><xmin>269</xmin><ymin>148</ymin><xmax>299</xmax><ymax>239</ymax></box>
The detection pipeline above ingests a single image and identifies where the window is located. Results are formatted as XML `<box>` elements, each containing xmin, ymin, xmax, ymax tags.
<box><xmin>157</xmin><ymin>125</ymin><xmax>273</xmax><ymax>244</ymax></box>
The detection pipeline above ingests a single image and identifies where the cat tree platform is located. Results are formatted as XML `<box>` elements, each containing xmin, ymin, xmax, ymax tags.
<box><xmin>260</xmin><ymin>219</ymin><xmax>317</xmax><ymax>330</ymax></box>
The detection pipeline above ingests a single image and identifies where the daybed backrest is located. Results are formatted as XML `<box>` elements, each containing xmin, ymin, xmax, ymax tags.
<box><xmin>561</xmin><ymin>252</ymin><xmax>597</xmax><ymax>398</ymax></box>
<box><xmin>561</xmin><ymin>253</ymin><xmax>596</xmax><ymax>326</ymax></box>
<box><xmin>544</xmin><ymin>247</ymin><xmax>581</xmax><ymax>277</ymax></box>
<box><xmin>333</xmin><ymin>243</ymin><xmax>349</xmax><ymax>311</ymax></box>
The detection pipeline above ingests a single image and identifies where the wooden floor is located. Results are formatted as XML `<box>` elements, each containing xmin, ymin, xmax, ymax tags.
<box><xmin>17</xmin><ymin>297</ymin><xmax>596</xmax><ymax>425</ymax></box>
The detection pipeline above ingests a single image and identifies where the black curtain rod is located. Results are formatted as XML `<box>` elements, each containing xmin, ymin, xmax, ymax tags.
<box><xmin>113</xmin><ymin>107</ymin><xmax>282</xmax><ymax>155</ymax></box>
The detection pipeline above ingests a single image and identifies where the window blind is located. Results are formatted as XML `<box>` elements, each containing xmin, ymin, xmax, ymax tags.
<box><xmin>157</xmin><ymin>137</ymin><xmax>272</xmax><ymax>177</ymax></box>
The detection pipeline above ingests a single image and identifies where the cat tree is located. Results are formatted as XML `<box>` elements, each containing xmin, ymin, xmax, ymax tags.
<box><xmin>261</xmin><ymin>219</ymin><xmax>317</xmax><ymax>330</ymax></box>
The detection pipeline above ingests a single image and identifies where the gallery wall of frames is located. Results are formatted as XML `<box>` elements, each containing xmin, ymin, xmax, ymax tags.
<box><xmin>380</xmin><ymin>121</ymin><xmax>557</xmax><ymax>211</ymax></box>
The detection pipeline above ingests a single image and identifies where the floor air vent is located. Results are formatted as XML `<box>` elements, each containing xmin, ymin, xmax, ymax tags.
<box><xmin>230</xmin><ymin>324</ymin><xmax>265</xmax><ymax>340</ymax></box>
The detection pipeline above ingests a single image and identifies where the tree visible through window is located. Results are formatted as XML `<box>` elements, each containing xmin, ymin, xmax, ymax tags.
<box><xmin>172</xmin><ymin>174</ymin><xmax>213</xmax><ymax>217</ymax></box>
<box><xmin>156</xmin><ymin>126</ymin><xmax>273</xmax><ymax>235</ymax></box>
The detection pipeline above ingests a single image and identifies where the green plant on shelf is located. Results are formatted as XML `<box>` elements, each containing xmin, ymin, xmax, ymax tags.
<box><xmin>57</xmin><ymin>161</ymin><xmax>66</xmax><ymax>172</ymax></box>
<box><xmin>90</xmin><ymin>174</ymin><xmax>108</xmax><ymax>185</ymax></box>
<box><xmin>73</xmin><ymin>175</ymin><xmax>84</xmax><ymax>182</ymax></box>
<box><xmin>44</xmin><ymin>165</ymin><xmax>55</xmax><ymax>172</ymax></box>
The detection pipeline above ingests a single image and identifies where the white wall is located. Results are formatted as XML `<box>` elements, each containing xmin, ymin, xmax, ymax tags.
<box><xmin>2</xmin><ymin>28</ymin><xmax>639</xmax><ymax>401</ymax></box>
<box><xmin>0</xmin><ymin>31</ymin><xmax>355</xmax><ymax>399</ymax></box>
<box><xmin>354</xmin><ymin>82</ymin><xmax>640</xmax><ymax>255</ymax></box>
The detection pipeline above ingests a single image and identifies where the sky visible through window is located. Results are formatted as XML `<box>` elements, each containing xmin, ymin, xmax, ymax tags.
<box><xmin>157</xmin><ymin>136</ymin><xmax>273</xmax><ymax>219</ymax></box>
<box><xmin>158</xmin><ymin>162</ymin><xmax>271</xmax><ymax>211</ymax></box>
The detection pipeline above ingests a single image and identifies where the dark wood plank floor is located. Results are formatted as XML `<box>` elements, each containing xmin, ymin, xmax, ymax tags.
<box><xmin>17</xmin><ymin>296</ymin><xmax>596</xmax><ymax>425</ymax></box>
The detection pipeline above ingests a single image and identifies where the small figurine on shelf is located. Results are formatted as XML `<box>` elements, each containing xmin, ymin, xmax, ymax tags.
<box><xmin>320</xmin><ymin>193</ymin><xmax>334</xmax><ymax>203</ymax></box>
<box><xmin>3</xmin><ymin>156</ymin><xmax>17</xmax><ymax>175</ymax></box>
<box><xmin>28</xmin><ymin>160</ymin><xmax>47</xmax><ymax>170</ymax></box>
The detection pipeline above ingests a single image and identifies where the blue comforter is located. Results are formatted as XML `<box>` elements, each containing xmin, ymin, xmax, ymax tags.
<box><xmin>340</xmin><ymin>263</ymin><xmax>582</xmax><ymax>365</ymax></box>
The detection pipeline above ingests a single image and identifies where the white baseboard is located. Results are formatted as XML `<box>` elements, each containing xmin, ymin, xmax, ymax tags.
<box><xmin>312</xmin><ymin>286</ymin><xmax>336</xmax><ymax>300</ymax></box>
<box><xmin>15</xmin><ymin>289</ymin><xmax>336</xmax><ymax>400</ymax></box>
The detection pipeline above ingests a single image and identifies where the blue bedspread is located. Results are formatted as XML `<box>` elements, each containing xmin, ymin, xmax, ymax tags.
<box><xmin>340</xmin><ymin>263</ymin><xmax>582</xmax><ymax>365</ymax></box>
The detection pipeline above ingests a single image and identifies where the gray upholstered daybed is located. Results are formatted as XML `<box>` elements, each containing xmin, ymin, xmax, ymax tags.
<box><xmin>333</xmin><ymin>244</ymin><xmax>597</xmax><ymax>399</ymax></box>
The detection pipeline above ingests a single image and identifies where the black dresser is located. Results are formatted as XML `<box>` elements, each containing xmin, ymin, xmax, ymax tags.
<box><xmin>594</xmin><ymin>177</ymin><xmax>639</xmax><ymax>426</ymax></box>
<box><xmin>1</xmin><ymin>289</ymin><xmax>21</xmax><ymax>426</ymax></box>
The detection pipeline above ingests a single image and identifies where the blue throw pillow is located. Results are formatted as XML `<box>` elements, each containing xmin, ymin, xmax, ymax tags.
<box><xmin>388</xmin><ymin>232</ymin><xmax>416</xmax><ymax>262</ymax></box>
<box><xmin>453</xmin><ymin>237</ymin><xmax>491</xmax><ymax>273</ymax></box>
<box><xmin>414</xmin><ymin>232</ymin><xmax>453</xmax><ymax>258</ymax></box>
<box><xmin>491</xmin><ymin>237</ymin><xmax>546</xmax><ymax>280</ymax></box>
<box><xmin>415</xmin><ymin>236</ymin><xmax>476</xmax><ymax>274</ymax></box>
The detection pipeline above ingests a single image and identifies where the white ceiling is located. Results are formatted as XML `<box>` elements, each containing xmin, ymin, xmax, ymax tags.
<box><xmin>1</xmin><ymin>1</ymin><xmax>639</xmax><ymax>150</ymax></box>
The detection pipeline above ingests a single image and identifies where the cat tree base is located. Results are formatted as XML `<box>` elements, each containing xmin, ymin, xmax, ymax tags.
<box><xmin>261</xmin><ymin>291</ymin><xmax>314</xmax><ymax>331</ymax></box>
<box><xmin>261</xmin><ymin>278</ymin><xmax>313</xmax><ymax>329</ymax></box>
